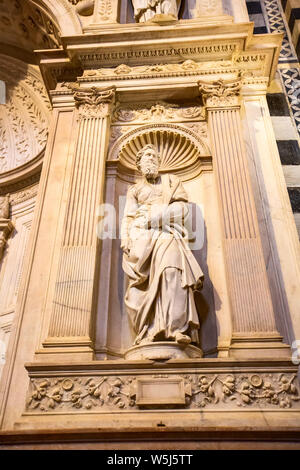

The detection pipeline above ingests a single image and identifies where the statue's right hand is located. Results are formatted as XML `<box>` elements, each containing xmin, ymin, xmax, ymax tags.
<box><xmin>121</xmin><ymin>238</ymin><xmax>131</xmax><ymax>255</ymax></box>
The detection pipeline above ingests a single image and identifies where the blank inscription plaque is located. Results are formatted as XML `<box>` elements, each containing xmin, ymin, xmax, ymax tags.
<box><xmin>136</xmin><ymin>377</ymin><xmax>186</xmax><ymax>407</ymax></box>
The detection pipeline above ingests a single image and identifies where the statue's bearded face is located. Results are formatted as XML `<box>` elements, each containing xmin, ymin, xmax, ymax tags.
<box><xmin>139</xmin><ymin>148</ymin><xmax>159</xmax><ymax>179</ymax></box>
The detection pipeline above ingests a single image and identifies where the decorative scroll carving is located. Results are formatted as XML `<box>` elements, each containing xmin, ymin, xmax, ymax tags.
<box><xmin>199</xmin><ymin>77</ymin><xmax>242</xmax><ymax>107</ymax></box>
<box><xmin>26</xmin><ymin>372</ymin><xmax>300</xmax><ymax>412</ymax></box>
<box><xmin>73</xmin><ymin>85</ymin><xmax>116</xmax><ymax>119</ymax></box>
<box><xmin>112</xmin><ymin>102</ymin><xmax>205</xmax><ymax>123</ymax></box>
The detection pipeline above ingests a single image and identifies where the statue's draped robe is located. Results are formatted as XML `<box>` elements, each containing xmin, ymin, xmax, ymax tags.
<box><xmin>131</xmin><ymin>0</ymin><xmax>180</xmax><ymax>23</ymax></box>
<box><xmin>121</xmin><ymin>174</ymin><xmax>203</xmax><ymax>345</ymax></box>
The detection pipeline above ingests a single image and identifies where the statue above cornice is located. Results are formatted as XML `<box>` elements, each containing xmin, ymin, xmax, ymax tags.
<box><xmin>132</xmin><ymin>0</ymin><xmax>181</xmax><ymax>23</ymax></box>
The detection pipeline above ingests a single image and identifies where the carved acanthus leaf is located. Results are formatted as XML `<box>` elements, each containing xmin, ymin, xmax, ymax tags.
<box><xmin>99</xmin><ymin>0</ymin><xmax>113</xmax><ymax>20</ymax></box>
<box><xmin>199</xmin><ymin>78</ymin><xmax>242</xmax><ymax>107</ymax></box>
<box><xmin>72</xmin><ymin>86</ymin><xmax>116</xmax><ymax>119</ymax></box>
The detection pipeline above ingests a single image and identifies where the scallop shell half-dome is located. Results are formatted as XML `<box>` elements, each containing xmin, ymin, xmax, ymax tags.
<box><xmin>108</xmin><ymin>124</ymin><xmax>211</xmax><ymax>174</ymax></box>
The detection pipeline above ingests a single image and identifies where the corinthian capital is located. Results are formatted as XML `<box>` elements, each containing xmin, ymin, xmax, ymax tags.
<box><xmin>199</xmin><ymin>77</ymin><xmax>241</xmax><ymax>108</ymax></box>
<box><xmin>73</xmin><ymin>85</ymin><xmax>116</xmax><ymax>119</ymax></box>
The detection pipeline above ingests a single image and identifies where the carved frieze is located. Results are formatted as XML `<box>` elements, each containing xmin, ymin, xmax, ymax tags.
<box><xmin>112</xmin><ymin>101</ymin><xmax>205</xmax><ymax>124</ymax></box>
<box><xmin>26</xmin><ymin>371</ymin><xmax>300</xmax><ymax>413</ymax></box>
<box><xmin>78</xmin><ymin>43</ymin><xmax>239</xmax><ymax>70</ymax></box>
<box><xmin>80</xmin><ymin>54</ymin><xmax>268</xmax><ymax>82</ymax></box>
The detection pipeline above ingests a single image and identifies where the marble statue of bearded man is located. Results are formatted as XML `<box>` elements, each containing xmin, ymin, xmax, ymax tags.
<box><xmin>121</xmin><ymin>144</ymin><xmax>204</xmax><ymax>346</ymax></box>
<box><xmin>131</xmin><ymin>0</ymin><xmax>180</xmax><ymax>23</ymax></box>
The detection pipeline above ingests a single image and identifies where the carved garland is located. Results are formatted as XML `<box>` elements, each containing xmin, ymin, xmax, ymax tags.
<box><xmin>26</xmin><ymin>372</ymin><xmax>300</xmax><ymax>413</ymax></box>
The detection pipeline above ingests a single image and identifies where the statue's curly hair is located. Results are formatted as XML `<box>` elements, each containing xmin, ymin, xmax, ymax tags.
<box><xmin>136</xmin><ymin>144</ymin><xmax>161</xmax><ymax>170</ymax></box>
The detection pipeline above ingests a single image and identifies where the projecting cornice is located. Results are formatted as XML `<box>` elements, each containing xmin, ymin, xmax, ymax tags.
<box><xmin>35</xmin><ymin>21</ymin><xmax>283</xmax><ymax>93</ymax></box>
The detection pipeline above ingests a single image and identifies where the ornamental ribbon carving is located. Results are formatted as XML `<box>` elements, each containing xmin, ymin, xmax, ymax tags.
<box><xmin>199</xmin><ymin>77</ymin><xmax>241</xmax><ymax>108</ymax></box>
<box><xmin>73</xmin><ymin>85</ymin><xmax>116</xmax><ymax>119</ymax></box>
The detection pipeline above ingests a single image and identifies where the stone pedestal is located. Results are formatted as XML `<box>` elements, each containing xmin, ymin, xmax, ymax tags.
<box><xmin>15</xmin><ymin>358</ymin><xmax>300</xmax><ymax>434</ymax></box>
<box><xmin>124</xmin><ymin>342</ymin><xmax>203</xmax><ymax>360</ymax></box>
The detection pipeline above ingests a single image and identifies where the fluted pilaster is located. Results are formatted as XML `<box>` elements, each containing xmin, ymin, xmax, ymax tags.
<box><xmin>44</xmin><ymin>86</ymin><xmax>115</xmax><ymax>355</ymax></box>
<box><xmin>199</xmin><ymin>78</ymin><xmax>289</xmax><ymax>358</ymax></box>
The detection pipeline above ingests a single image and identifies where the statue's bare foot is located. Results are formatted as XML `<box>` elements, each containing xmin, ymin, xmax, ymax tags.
<box><xmin>175</xmin><ymin>332</ymin><xmax>191</xmax><ymax>344</ymax></box>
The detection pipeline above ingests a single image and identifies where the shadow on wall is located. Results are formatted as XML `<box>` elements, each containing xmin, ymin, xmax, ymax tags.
<box><xmin>190</xmin><ymin>202</ymin><xmax>219</xmax><ymax>357</ymax></box>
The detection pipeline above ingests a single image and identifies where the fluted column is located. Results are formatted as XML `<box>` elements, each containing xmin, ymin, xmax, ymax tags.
<box><xmin>199</xmin><ymin>78</ymin><xmax>290</xmax><ymax>358</ymax></box>
<box><xmin>43</xmin><ymin>86</ymin><xmax>115</xmax><ymax>357</ymax></box>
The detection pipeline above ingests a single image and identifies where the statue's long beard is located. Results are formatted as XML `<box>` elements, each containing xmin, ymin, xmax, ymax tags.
<box><xmin>143</xmin><ymin>165</ymin><xmax>158</xmax><ymax>179</ymax></box>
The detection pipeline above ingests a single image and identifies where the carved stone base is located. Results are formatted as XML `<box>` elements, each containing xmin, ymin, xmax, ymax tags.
<box><xmin>124</xmin><ymin>342</ymin><xmax>203</xmax><ymax>361</ymax></box>
<box><xmin>21</xmin><ymin>358</ymin><xmax>300</xmax><ymax>422</ymax></box>
<box><xmin>229</xmin><ymin>334</ymin><xmax>291</xmax><ymax>359</ymax></box>
<box><xmin>148</xmin><ymin>14</ymin><xmax>177</xmax><ymax>24</ymax></box>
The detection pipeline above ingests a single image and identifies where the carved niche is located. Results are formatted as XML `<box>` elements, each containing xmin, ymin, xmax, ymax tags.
<box><xmin>0</xmin><ymin>55</ymin><xmax>51</xmax><ymax>174</ymax></box>
<box><xmin>108</xmin><ymin>100</ymin><xmax>211</xmax><ymax>182</ymax></box>
<box><xmin>108</xmin><ymin>123</ymin><xmax>211</xmax><ymax>181</ymax></box>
